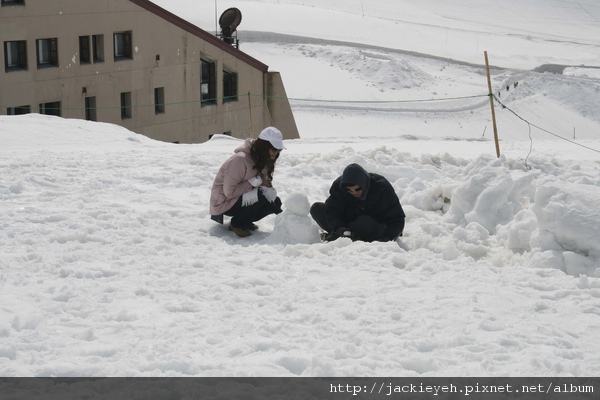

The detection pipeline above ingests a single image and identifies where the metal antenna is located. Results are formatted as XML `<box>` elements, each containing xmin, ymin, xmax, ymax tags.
<box><xmin>215</xmin><ymin>0</ymin><xmax>218</xmax><ymax>36</ymax></box>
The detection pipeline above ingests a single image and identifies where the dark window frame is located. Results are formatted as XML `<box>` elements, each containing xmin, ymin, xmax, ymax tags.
<box><xmin>39</xmin><ymin>101</ymin><xmax>61</xmax><ymax>117</ymax></box>
<box><xmin>7</xmin><ymin>105</ymin><xmax>30</xmax><ymax>115</ymax></box>
<box><xmin>85</xmin><ymin>97</ymin><xmax>97</xmax><ymax>121</ymax></box>
<box><xmin>201</xmin><ymin>59</ymin><xmax>216</xmax><ymax>106</ymax></box>
<box><xmin>120</xmin><ymin>92</ymin><xmax>132</xmax><ymax>119</ymax></box>
<box><xmin>36</xmin><ymin>37</ymin><xmax>59</xmax><ymax>68</ymax></box>
<box><xmin>93</xmin><ymin>34</ymin><xmax>104</xmax><ymax>63</ymax></box>
<box><xmin>4</xmin><ymin>40</ymin><xmax>27</xmax><ymax>72</ymax></box>
<box><xmin>79</xmin><ymin>36</ymin><xmax>91</xmax><ymax>64</ymax></box>
<box><xmin>1</xmin><ymin>0</ymin><xmax>26</xmax><ymax>6</ymax></box>
<box><xmin>223</xmin><ymin>69</ymin><xmax>238</xmax><ymax>103</ymax></box>
<box><xmin>113</xmin><ymin>31</ymin><xmax>132</xmax><ymax>61</ymax></box>
<box><xmin>80</xmin><ymin>35</ymin><xmax>104</xmax><ymax>64</ymax></box>
<box><xmin>154</xmin><ymin>87</ymin><xmax>165</xmax><ymax>114</ymax></box>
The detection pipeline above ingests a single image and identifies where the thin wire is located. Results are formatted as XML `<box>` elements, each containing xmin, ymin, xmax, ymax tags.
<box><xmin>30</xmin><ymin>91</ymin><xmax>600</xmax><ymax>157</ymax></box>
<box><xmin>493</xmin><ymin>94</ymin><xmax>600</xmax><ymax>155</ymax></box>
<box><xmin>525</xmin><ymin>122</ymin><xmax>533</xmax><ymax>170</ymax></box>
<box><xmin>277</xmin><ymin>94</ymin><xmax>488</xmax><ymax>104</ymax></box>
<box><xmin>40</xmin><ymin>93</ymin><xmax>489</xmax><ymax>111</ymax></box>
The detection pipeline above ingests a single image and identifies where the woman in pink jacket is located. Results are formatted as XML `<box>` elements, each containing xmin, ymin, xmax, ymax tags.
<box><xmin>210</xmin><ymin>127</ymin><xmax>285</xmax><ymax>237</ymax></box>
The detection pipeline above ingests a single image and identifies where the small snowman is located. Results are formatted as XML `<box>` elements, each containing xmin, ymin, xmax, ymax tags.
<box><xmin>271</xmin><ymin>191</ymin><xmax>320</xmax><ymax>244</ymax></box>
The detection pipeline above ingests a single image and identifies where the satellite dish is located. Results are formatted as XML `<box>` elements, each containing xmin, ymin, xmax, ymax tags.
<box><xmin>219</xmin><ymin>8</ymin><xmax>242</xmax><ymax>46</ymax></box>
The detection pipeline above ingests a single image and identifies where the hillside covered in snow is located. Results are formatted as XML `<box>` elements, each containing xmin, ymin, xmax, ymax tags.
<box><xmin>1</xmin><ymin>0</ymin><xmax>600</xmax><ymax>378</ymax></box>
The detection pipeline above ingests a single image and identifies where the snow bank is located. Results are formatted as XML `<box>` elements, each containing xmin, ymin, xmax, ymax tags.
<box><xmin>0</xmin><ymin>114</ymin><xmax>153</xmax><ymax>153</ymax></box>
<box><xmin>529</xmin><ymin>182</ymin><xmax>600</xmax><ymax>275</ymax></box>
<box><xmin>399</xmin><ymin>155</ymin><xmax>600</xmax><ymax>276</ymax></box>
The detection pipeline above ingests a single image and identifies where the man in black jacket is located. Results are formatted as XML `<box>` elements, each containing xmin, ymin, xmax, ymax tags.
<box><xmin>310</xmin><ymin>163</ymin><xmax>405</xmax><ymax>242</ymax></box>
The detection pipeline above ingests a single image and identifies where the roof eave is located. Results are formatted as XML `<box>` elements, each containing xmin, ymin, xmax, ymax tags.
<box><xmin>129</xmin><ymin>0</ymin><xmax>269</xmax><ymax>73</ymax></box>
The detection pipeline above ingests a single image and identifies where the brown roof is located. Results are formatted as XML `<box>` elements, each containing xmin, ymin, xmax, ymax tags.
<box><xmin>129</xmin><ymin>0</ymin><xmax>268</xmax><ymax>72</ymax></box>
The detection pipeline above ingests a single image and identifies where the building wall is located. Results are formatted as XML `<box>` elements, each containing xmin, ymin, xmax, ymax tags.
<box><xmin>0</xmin><ymin>0</ymin><xmax>299</xmax><ymax>143</ymax></box>
<box><xmin>264</xmin><ymin>72</ymin><xmax>299</xmax><ymax>143</ymax></box>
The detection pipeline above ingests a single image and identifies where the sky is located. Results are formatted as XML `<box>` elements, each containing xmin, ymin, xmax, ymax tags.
<box><xmin>1</xmin><ymin>0</ymin><xmax>600</xmax><ymax>378</ymax></box>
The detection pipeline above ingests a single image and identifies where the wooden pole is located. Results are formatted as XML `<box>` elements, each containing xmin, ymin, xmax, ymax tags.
<box><xmin>484</xmin><ymin>51</ymin><xmax>501</xmax><ymax>158</ymax></box>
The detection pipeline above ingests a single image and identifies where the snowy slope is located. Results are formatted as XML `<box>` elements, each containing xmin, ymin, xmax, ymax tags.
<box><xmin>1</xmin><ymin>0</ymin><xmax>600</xmax><ymax>377</ymax></box>
<box><xmin>157</xmin><ymin>0</ymin><xmax>600</xmax><ymax>69</ymax></box>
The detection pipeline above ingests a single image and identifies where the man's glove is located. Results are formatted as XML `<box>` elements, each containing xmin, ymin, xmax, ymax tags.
<box><xmin>247</xmin><ymin>176</ymin><xmax>263</xmax><ymax>187</ymax></box>
<box><xmin>322</xmin><ymin>227</ymin><xmax>351</xmax><ymax>242</ymax></box>
<box><xmin>335</xmin><ymin>227</ymin><xmax>352</xmax><ymax>238</ymax></box>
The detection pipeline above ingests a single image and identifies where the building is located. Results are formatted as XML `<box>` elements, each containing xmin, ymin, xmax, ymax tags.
<box><xmin>0</xmin><ymin>0</ymin><xmax>299</xmax><ymax>143</ymax></box>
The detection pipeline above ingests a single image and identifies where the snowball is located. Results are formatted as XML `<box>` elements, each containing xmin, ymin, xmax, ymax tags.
<box><xmin>284</xmin><ymin>191</ymin><xmax>311</xmax><ymax>216</ymax></box>
<box><xmin>9</xmin><ymin>182</ymin><xmax>24</xmax><ymax>194</ymax></box>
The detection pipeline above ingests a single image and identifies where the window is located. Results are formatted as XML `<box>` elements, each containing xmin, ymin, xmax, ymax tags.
<box><xmin>209</xmin><ymin>131</ymin><xmax>232</xmax><ymax>140</ymax></box>
<box><xmin>7</xmin><ymin>105</ymin><xmax>30</xmax><ymax>115</ymax></box>
<box><xmin>201</xmin><ymin>59</ymin><xmax>216</xmax><ymax>105</ymax></box>
<box><xmin>85</xmin><ymin>97</ymin><xmax>97</xmax><ymax>121</ymax></box>
<box><xmin>114</xmin><ymin>31</ymin><xmax>132</xmax><ymax>60</ymax></box>
<box><xmin>154</xmin><ymin>87</ymin><xmax>165</xmax><ymax>114</ymax></box>
<box><xmin>39</xmin><ymin>101</ymin><xmax>61</xmax><ymax>117</ymax></box>
<box><xmin>93</xmin><ymin>35</ymin><xmax>104</xmax><ymax>63</ymax></box>
<box><xmin>1</xmin><ymin>0</ymin><xmax>25</xmax><ymax>5</ymax></box>
<box><xmin>36</xmin><ymin>38</ymin><xmax>59</xmax><ymax>68</ymax></box>
<box><xmin>79</xmin><ymin>36</ymin><xmax>91</xmax><ymax>64</ymax></box>
<box><xmin>80</xmin><ymin>35</ymin><xmax>103</xmax><ymax>64</ymax></box>
<box><xmin>4</xmin><ymin>40</ymin><xmax>27</xmax><ymax>71</ymax></box>
<box><xmin>120</xmin><ymin>92</ymin><xmax>132</xmax><ymax>119</ymax></box>
<box><xmin>223</xmin><ymin>69</ymin><xmax>238</xmax><ymax>103</ymax></box>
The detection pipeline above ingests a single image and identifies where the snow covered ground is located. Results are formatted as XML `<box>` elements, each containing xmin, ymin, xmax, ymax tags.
<box><xmin>1</xmin><ymin>0</ymin><xmax>600</xmax><ymax>377</ymax></box>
